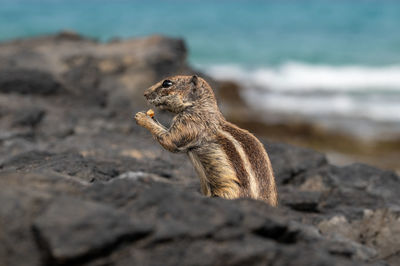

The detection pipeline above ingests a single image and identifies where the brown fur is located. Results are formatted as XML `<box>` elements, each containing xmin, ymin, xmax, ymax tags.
<box><xmin>222</xmin><ymin>123</ymin><xmax>278</xmax><ymax>206</ymax></box>
<box><xmin>216</xmin><ymin>133</ymin><xmax>250</xmax><ymax>197</ymax></box>
<box><xmin>135</xmin><ymin>75</ymin><xmax>278</xmax><ymax>206</ymax></box>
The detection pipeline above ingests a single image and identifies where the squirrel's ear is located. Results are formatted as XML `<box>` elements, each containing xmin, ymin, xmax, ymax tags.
<box><xmin>188</xmin><ymin>75</ymin><xmax>199</xmax><ymax>101</ymax></box>
<box><xmin>190</xmin><ymin>75</ymin><xmax>198</xmax><ymax>86</ymax></box>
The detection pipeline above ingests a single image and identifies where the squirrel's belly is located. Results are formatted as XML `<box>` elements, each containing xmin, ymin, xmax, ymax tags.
<box><xmin>187</xmin><ymin>144</ymin><xmax>241</xmax><ymax>198</ymax></box>
<box><xmin>187</xmin><ymin>150</ymin><xmax>211</xmax><ymax>196</ymax></box>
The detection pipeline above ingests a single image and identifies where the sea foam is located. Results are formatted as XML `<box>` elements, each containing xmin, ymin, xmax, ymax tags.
<box><xmin>205</xmin><ymin>62</ymin><xmax>400</xmax><ymax>92</ymax></box>
<box><xmin>203</xmin><ymin>62</ymin><xmax>400</xmax><ymax>124</ymax></box>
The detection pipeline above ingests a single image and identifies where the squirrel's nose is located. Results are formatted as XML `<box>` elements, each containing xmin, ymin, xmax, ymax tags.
<box><xmin>144</xmin><ymin>90</ymin><xmax>150</xmax><ymax>99</ymax></box>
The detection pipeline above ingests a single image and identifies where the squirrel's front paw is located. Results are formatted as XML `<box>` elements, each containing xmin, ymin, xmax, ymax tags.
<box><xmin>134</xmin><ymin>111</ymin><xmax>150</xmax><ymax>126</ymax></box>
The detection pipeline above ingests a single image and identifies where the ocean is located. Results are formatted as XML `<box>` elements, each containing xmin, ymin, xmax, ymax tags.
<box><xmin>1</xmin><ymin>0</ymin><xmax>400</xmax><ymax>138</ymax></box>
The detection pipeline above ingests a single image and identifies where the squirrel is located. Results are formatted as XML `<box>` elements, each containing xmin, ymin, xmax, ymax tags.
<box><xmin>135</xmin><ymin>75</ymin><xmax>278</xmax><ymax>206</ymax></box>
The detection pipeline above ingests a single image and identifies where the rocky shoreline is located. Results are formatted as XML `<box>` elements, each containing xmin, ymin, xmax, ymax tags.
<box><xmin>0</xmin><ymin>32</ymin><xmax>399</xmax><ymax>266</ymax></box>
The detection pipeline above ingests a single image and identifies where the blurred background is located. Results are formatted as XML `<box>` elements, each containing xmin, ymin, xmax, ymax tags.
<box><xmin>1</xmin><ymin>0</ymin><xmax>400</xmax><ymax>172</ymax></box>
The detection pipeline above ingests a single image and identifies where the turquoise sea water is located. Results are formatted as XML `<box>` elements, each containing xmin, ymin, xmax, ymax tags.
<box><xmin>1</xmin><ymin>0</ymin><xmax>400</xmax><ymax>66</ymax></box>
<box><xmin>1</xmin><ymin>0</ymin><xmax>400</xmax><ymax>132</ymax></box>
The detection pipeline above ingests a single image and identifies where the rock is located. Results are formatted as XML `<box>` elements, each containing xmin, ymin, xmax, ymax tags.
<box><xmin>0</xmin><ymin>186</ymin><xmax>48</xmax><ymax>266</ymax></box>
<box><xmin>319</xmin><ymin>209</ymin><xmax>400</xmax><ymax>265</ymax></box>
<box><xmin>279</xmin><ymin>187</ymin><xmax>322</xmax><ymax>213</ymax></box>
<box><xmin>32</xmin><ymin>197</ymin><xmax>152</xmax><ymax>265</ymax></box>
<box><xmin>0</xmin><ymin>32</ymin><xmax>196</xmax><ymax>113</ymax></box>
<box><xmin>0</xmin><ymin>150</ymin><xmax>185</xmax><ymax>183</ymax></box>
<box><xmin>62</xmin><ymin>56</ymin><xmax>107</xmax><ymax>107</ymax></box>
<box><xmin>289</xmin><ymin>163</ymin><xmax>400</xmax><ymax>217</ymax></box>
<box><xmin>264</xmin><ymin>141</ymin><xmax>329</xmax><ymax>185</ymax></box>
<box><xmin>0</xmin><ymin>169</ymin><xmax>366</xmax><ymax>266</ymax></box>
<box><xmin>54</xmin><ymin>30</ymin><xmax>89</xmax><ymax>41</ymax></box>
<box><xmin>0</xmin><ymin>69</ymin><xmax>63</xmax><ymax>95</ymax></box>
<box><xmin>0</xmin><ymin>151</ymin><xmax>121</xmax><ymax>182</ymax></box>
<box><xmin>12</xmin><ymin>107</ymin><xmax>46</xmax><ymax>127</ymax></box>
<box><xmin>82</xmin><ymin>179</ymin><xmax>360</xmax><ymax>266</ymax></box>
<box><xmin>333</xmin><ymin>164</ymin><xmax>400</xmax><ymax>206</ymax></box>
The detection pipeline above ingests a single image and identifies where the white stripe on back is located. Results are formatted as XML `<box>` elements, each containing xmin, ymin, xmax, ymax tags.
<box><xmin>218</xmin><ymin>130</ymin><xmax>260</xmax><ymax>198</ymax></box>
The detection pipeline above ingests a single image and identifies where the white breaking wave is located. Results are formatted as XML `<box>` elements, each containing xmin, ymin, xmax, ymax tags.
<box><xmin>245</xmin><ymin>91</ymin><xmax>400</xmax><ymax>123</ymax></box>
<box><xmin>205</xmin><ymin>62</ymin><xmax>400</xmax><ymax>92</ymax></box>
<box><xmin>202</xmin><ymin>62</ymin><xmax>400</xmax><ymax>125</ymax></box>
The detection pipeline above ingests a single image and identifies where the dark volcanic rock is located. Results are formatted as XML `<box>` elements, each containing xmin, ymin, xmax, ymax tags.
<box><xmin>288</xmin><ymin>163</ymin><xmax>400</xmax><ymax>217</ymax></box>
<box><xmin>32</xmin><ymin>197</ymin><xmax>152</xmax><ymax>265</ymax></box>
<box><xmin>0</xmin><ymin>186</ymin><xmax>47</xmax><ymax>266</ymax></box>
<box><xmin>12</xmin><ymin>107</ymin><xmax>46</xmax><ymax>127</ymax></box>
<box><xmin>0</xmin><ymin>150</ymin><xmax>183</xmax><ymax>183</ymax></box>
<box><xmin>62</xmin><ymin>56</ymin><xmax>107</xmax><ymax>107</ymax></box>
<box><xmin>0</xmin><ymin>31</ymin><xmax>198</xmax><ymax>113</ymax></box>
<box><xmin>264</xmin><ymin>140</ymin><xmax>329</xmax><ymax>185</ymax></box>
<box><xmin>0</xmin><ymin>170</ymin><xmax>364</xmax><ymax>266</ymax></box>
<box><xmin>279</xmin><ymin>188</ymin><xmax>322</xmax><ymax>213</ymax></box>
<box><xmin>0</xmin><ymin>151</ymin><xmax>121</xmax><ymax>182</ymax></box>
<box><xmin>0</xmin><ymin>32</ymin><xmax>399</xmax><ymax>266</ymax></box>
<box><xmin>0</xmin><ymin>69</ymin><xmax>63</xmax><ymax>95</ymax></box>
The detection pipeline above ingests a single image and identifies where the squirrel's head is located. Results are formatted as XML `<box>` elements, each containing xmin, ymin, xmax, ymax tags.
<box><xmin>144</xmin><ymin>75</ymin><xmax>215</xmax><ymax>113</ymax></box>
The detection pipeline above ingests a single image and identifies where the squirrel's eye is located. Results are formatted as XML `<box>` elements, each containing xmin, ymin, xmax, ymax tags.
<box><xmin>162</xmin><ymin>80</ymin><xmax>173</xmax><ymax>88</ymax></box>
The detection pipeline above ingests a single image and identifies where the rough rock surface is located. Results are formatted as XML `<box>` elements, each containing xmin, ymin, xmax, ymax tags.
<box><xmin>0</xmin><ymin>32</ymin><xmax>399</xmax><ymax>266</ymax></box>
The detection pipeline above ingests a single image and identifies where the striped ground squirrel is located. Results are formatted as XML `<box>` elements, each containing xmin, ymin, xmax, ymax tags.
<box><xmin>135</xmin><ymin>75</ymin><xmax>277</xmax><ymax>206</ymax></box>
